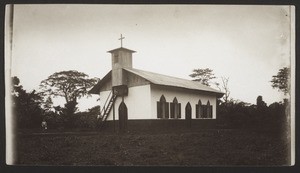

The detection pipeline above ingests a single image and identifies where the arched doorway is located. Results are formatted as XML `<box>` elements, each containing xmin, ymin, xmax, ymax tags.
<box><xmin>185</xmin><ymin>102</ymin><xmax>192</xmax><ymax>127</ymax></box>
<box><xmin>118</xmin><ymin>101</ymin><xmax>128</xmax><ymax>133</ymax></box>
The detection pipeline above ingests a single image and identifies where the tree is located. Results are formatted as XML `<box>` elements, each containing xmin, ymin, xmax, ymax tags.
<box><xmin>189</xmin><ymin>68</ymin><xmax>216</xmax><ymax>86</ymax></box>
<box><xmin>271</xmin><ymin>67</ymin><xmax>290</xmax><ymax>95</ymax></box>
<box><xmin>40</xmin><ymin>70</ymin><xmax>98</xmax><ymax>104</ymax></box>
<box><xmin>43</xmin><ymin>96</ymin><xmax>53</xmax><ymax>113</ymax></box>
<box><xmin>39</xmin><ymin>70</ymin><xmax>98</xmax><ymax>128</ymax></box>
<box><xmin>11</xmin><ymin>76</ymin><xmax>23</xmax><ymax>97</ymax></box>
<box><xmin>11</xmin><ymin>76</ymin><xmax>44</xmax><ymax>128</ymax></box>
<box><xmin>216</xmin><ymin>76</ymin><xmax>230</xmax><ymax>104</ymax></box>
<box><xmin>256</xmin><ymin>96</ymin><xmax>267</xmax><ymax>108</ymax></box>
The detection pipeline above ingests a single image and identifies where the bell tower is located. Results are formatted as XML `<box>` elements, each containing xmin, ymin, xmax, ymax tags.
<box><xmin>107</xmin><ymin>35</ymin><xmax>136</xmax><ymax>96</ymax></box>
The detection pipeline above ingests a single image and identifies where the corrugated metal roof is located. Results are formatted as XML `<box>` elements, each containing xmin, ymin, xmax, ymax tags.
<box><xmin>89</xmin><ymin>68</ymin><xmax>224</xmax><ymax>97</ymax></box>
<box><xmin>124</xmin><ymin>68</ymin><xmax>224</xmax><ymax>96</ymax></box>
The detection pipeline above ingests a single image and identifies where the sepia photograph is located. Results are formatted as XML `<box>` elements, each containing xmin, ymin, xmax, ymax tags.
<box><xmin>5</xmin><ymin>4</ymin><xmax>295</xmax><ymax>166</ymax></box>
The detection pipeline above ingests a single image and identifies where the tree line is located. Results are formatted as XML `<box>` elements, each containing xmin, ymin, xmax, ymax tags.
<box><xmin>11</xmin><ymin>70</ymin><xmax>99</xmax><ymax>130</ymax></box>
<box><xmin>190</xmin><ymin>67</ymin><xmax>290</xmax><ymax>132</ymax></box>
<box><xmin>11</xmin><ymin>67</ymin><xmax>290</xmax><ymax>131</ymax></box>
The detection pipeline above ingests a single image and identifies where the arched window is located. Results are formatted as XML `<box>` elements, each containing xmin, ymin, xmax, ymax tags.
<box><xmin>185</xmin><ymin>102</ymin><xmax>192</xmax><ymax>127</ymax></box>
<box><xmin>170</xmin><ymin>97</ymin><xmax>181</xmax><ymax>119</ymax></box>
<box><xmin>207</xmin><ymin>100</ymin><xmax>213</xmax><ymax>118</ymax></box>
<box><xmin>157</xmin><ymin>95</ymin><xmax>169</xmax><ymax>118</ymax></box>
<box><xmin>196</xmin><ymin>99</ymin><xmax>203</xmax><ymax>118</ymax></box>
<box><xmin>160</xmin><ymin>95</ymin><xmax>166</xmax><ymax>102</ymax></box>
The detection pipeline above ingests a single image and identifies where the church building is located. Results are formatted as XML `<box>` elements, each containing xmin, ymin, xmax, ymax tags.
<box><xmin>90</xmin><ymin>39</ymin><xmax>224</xmax><ymax>132</ymax></box>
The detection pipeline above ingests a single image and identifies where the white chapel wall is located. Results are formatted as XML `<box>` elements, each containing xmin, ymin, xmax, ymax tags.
<box><xmin>150</xmin><ymin>85</ymin><xmax>217</xmax><ymax>119</ymax></box>
<box><xmin>100</xmin><ymin>85</ymin><xmax>152</xmax><ymax>120</ymax></box>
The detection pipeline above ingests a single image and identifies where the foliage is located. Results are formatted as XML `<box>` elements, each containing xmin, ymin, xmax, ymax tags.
<box><xmin>73</xmin><ymin>106</ymin><xmax>100</xmax><ymax>128</ymax></box>
<box><xmin>40</xmin><ymin>70</ymin><xmax>99</xmax><ymax>103</ymax></box>
<box><xmin>271</xmin><ymin>67</ymin><xmax>290</xmax><ymax>95</ymax></box>
<box><xmin>11</xmin><ymin>76</ymin><xmax>44</xmax><ymax>129</ymax></box>
<box><xmin>42</xmin><ymin>105</ymin><xmax>100</xmax><ymax>130</ymax></box>
<box><xmin>87</xmin><ymin>105</ymin><xmax>101</xmax><ymax>115</ymax></box>
<box><xmin>189</xmin><ymin>68</ymin><xmax>216</xmax><ymax>86</ymax></box>
<box><xmin>216</xmin><ymin>76</ymin><xmax>230</xmax><ymax>104</ymax></box>
<box><xmin>42</xmin><ymin>96</ymin><xmax>53</xmax><ymax>113</ymax></box>
<box><xmin>61</xmin><ymin>101</ymin><xmax>79</xmax><ymax>128</ymax></box>
<box><xmin>217</xmin><ymin>97</ymin><xmax>288</xmax><ymax>131</ymax></box>
<box><xmin>44</xmin><ymin>111</ymin><xmax>64</xmax><ymax>129</ymax></box>
<box><xmin>53</xmin><ymin>105</ymin><xmax>63</xmax><ymax>115</ymax></box>
<box><xmin>256</xmin><ymin>95</ymin><xmax>267</xmax><ymax>111</ymax></box>
<box><xmin>40</xmin><ymin>70</ymin><xmax>99</xmax><ymax>128</ymax></box>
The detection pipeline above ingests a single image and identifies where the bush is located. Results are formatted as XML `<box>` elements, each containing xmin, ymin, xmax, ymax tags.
<box><xmin>217</xmin><ymin>99</ymin><xmax>289</xmax><ymax>131</ymax></box>
<box><xmin>44</xmin><ymin>111</ymin><xmax>64</xmax><ymax>129</ymax></box>
<box><xmin>73</xmin><ymin>112</ymin><xmax>97</xmax><ymax>129</ymax></box>
<box><xmin>73</xmin><ymin>106</ymin><xmax>100</xmax><ymax>129</ymax></box>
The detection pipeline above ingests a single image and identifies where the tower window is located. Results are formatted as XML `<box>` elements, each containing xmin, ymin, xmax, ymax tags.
<box><xmin>114</xmin><ymin>53</ymin><xmax>119</xmax><ymax>63</ymax></box>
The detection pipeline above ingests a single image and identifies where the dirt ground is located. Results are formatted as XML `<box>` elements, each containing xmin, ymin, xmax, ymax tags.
<box><xmin>16</xmin><ymin>129</ymin><xmax>290</xmax><ymax>166</ymax></box>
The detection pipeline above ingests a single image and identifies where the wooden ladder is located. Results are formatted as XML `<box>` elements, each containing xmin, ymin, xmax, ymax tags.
<box><xmin>98</xmin><ymin>91</ymin><xmax>117</xmax><ymax>129</ymax></box>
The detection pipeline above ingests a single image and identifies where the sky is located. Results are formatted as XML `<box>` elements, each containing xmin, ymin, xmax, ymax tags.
<box><xmin>8</xmin><ymin>5</ymin><xmax>293</xmax><ymax>111</ymax></box>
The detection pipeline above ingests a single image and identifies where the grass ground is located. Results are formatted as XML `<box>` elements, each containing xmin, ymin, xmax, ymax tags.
<box><xmin>16</xmin><ymin>129</ymin><xmax>290</xmax><ymax>166</ymax></box>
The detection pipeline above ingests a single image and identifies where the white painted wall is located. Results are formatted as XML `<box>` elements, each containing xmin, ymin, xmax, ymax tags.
<box><xmin>99</xmin><ymin>85</ymin><xmax>152</xmax><ymax>120</ymax></box>
<box><xmin>99</xmin><ymin>84</ymin><xmax>218</xmax><ymax>120</ymax></box>
<box><xmin>150</xmin><ymin>85</ymin><xmax>217</xmax><ymax>119</ymax></box>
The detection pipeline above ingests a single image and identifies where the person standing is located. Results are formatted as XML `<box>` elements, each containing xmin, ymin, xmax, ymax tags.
<box><xmin>41</xmin><ymin>119</ymin><xmax>47</xmax><ymax>130</ymax></box>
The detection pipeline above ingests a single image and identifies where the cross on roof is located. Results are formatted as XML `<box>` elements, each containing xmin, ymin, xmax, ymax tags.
<box><xmin>118</xmin><ymin>34</ymin><xmax>125</xmax><ymax>47</ymax></box>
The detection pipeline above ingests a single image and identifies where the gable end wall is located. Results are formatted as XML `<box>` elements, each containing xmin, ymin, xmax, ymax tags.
<box><xmin>99</xmin><ymin>70</ymin><xmax>150</xmax><ymax>92</ymax></box>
